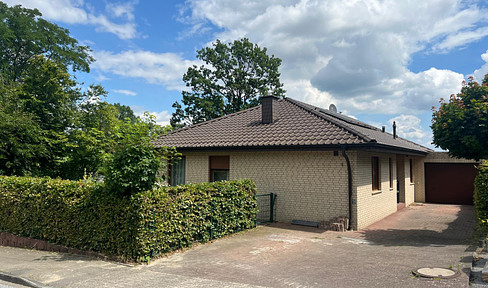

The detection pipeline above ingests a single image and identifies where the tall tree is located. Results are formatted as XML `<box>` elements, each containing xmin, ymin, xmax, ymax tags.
<box><xmin>0</xmin><ymin>83</ymin><xmax>46</xmax><ymax>176</ymax></box>
<box><xmin>60</xmin><ymin>85</ymin><xmax>117</xmax><ymax>179</ymax></box>
<box><xmin>113</xmin><ymin>103</ymin><xmax>137</xmax><ymax>123</ymax></box>
<box><xmin>0</xmin><ymin>2</ymin><xmax>167</xmax><ymax>181</ymax></box>
<box><xmin>171</xmin><ymin>38</ymin><xmax>285</xmax><ymax>126</ymax></box>
<box><xmin>6</xmin><ymin>55</ymin><xmax>83</xmax><ymax>177</ymax></box>
<box><xmin>0</xmin><ymin>2</ymin><xmax>93</xmax><ymax>83</ymax></box>
<box><xmin>431</xmin><ymin>75</ymin><xmax>488</xmax><ymax>160</ymax></box>
<box><xmin>19</xmin><ymin>56</ymin><xmax>81</xmax><ymax>132</ymax></box>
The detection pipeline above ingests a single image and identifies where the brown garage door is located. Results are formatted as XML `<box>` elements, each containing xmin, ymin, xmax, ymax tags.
<box><xmin>425</xmin><ymin>163</ymin><xmax>477</xmax><ymax>205</ymax></box>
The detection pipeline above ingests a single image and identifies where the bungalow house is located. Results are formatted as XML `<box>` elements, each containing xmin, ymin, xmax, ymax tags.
<box><xmin>154</xmin><ymin>96</ymin><xmax>478</xmax><ymax>230</ymax></box>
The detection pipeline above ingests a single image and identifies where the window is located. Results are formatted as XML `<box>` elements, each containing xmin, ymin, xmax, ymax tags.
<box><xmin>409</xmin><ymin>158</ymin><xmax>414</xmax><ymax>183</ymax></box>
<box><xmin>372</xmin><ymin>156</ymin><xmax>380</xmax><ymax>191</ymax></box>
<box><xmin>212</xmin><ymin>170</ymin><xmax>229</xmax><ymax>181</ymax></box>
<box><xmin>209</xmin><ymin>156</ymin><xmax>229</xmax><ymax>182</ymax></box>
<box><xmin>389</xmin><ymin>158</ymin><xmax>393</xmax><ymax>189</ymax></box>
<box><xmin>169</xmin><ymin>156</ymin><xmax>185</xmax><ymax>186</ymax></box>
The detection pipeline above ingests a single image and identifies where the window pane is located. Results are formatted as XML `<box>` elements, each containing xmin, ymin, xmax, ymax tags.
<box><xmin>409</xmin><ymin>159</ymin><xmax>414</xmax><ymax>183</ymax></box>
<box><xmin>372</xmin><ymin>157</ymin><xmax>380</xmax><ymax>191</ymax></box>
<box><xmin>389</xmin><ymin>158</ymin><xmax>393</xmax><ymax>188</ymax></box>
<box><xmin>212</xmin><ymin>170</ymin><xmax>229</xmax><ymax>182</ymax></box>
<box><xmin>171</xmin><ymin>157</ymin><xmax>185</xmax><ymax>186</ymax></box>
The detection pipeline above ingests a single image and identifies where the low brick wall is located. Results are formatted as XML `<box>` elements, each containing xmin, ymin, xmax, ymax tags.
<box><xmin>0</xmin><ymin>232</ymin><xmax>106</xmax><ymax>259</ymax></box>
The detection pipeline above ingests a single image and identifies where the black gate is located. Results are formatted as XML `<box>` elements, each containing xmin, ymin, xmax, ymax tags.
<box><xmin>256</xmin><ymin>193</ymin><xmax>277</xmax><ymax>224</ymax></box>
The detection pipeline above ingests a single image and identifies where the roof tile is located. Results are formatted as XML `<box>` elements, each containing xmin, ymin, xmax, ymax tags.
<box><xmin>154</xmin><ymin>97</ymin><xmax>431</xmax><ymax>153</ymax></box>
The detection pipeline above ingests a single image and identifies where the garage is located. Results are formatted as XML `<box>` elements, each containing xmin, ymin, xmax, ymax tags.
<box><xmin>425</xmin><ymin>163</ymin><xmax>478</xmax><ymax>205</ymax></box>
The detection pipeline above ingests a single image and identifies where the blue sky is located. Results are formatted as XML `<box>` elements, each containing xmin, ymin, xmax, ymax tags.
<box><xmin>5</xmin><ymin>0</ymin><xmax>488</xmax><ymax>149</ymax></box>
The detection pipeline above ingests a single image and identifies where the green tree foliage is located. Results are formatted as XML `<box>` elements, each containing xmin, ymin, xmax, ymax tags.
<box><xmin>60</xmin><ymin>85</ymin><xmax>117</xmax><ymax>179</ymax></box>
<box><xmin>431</xmin><ymin>75</ymin><xmax>488</xmax><ymax>160</ymax></box>
<box><xmin>113</xmin><ymin>103</ymin><xmax>137</xmax><ymax>122</ymax></box>
<box><xmin>0</xmin><ymin>55</ymin><xmax>142</xmax><ymax>179</ymax></box>
<box><xmin>60</xmin><ymin>99</ymin><xmax>151</xmax><ymax>180</ymax></box>
<box><xmin>0</xmin><ymin>2</ymin><xmax>93</xmax><ymax>177</ymax></box>
<box><xmin>0</xmin><ymin>2</ymin><xmax>93</xmax><ymax>83</ymax></box>
<box><xmin>0</xmin><ymin>84</ymin><xmax>46</xmax><ymax>176</ymax></box>
<box><xmin>0</xmin><ymin>2</ymin><xmax>170</xmax><ymax>188</ymax></box>
<box><xmin>19</xmin><ymin>56</ymin><xmax>81</xmax><ymax>132</ymax></box>
<box><xmin>171</xmin><ymin>38</ymin><xmax>285</xmax><ymax>126</ymax></box>
<box><xmin>4</xmin><ymin>56</ymin><xmax>83</xmax><ymax>177</ymax></box>
<box><xmin>104</xmin><ymin>114</ymin><xmax>177</xmax><ymax>196</ymax></box>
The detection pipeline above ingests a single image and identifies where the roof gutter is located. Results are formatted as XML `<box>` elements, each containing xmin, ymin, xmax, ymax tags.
<box><xmin>353</xmin><ymin>142</ymin><xmax>431</xmax><ymax>156</ymax></box>
<box><xmin>341</xmin><ymin>146</ymin><xmax>353</xmax><ymax>231</ymax></box>
<box><xmin>167</xmin><ymin>143</ymin><xmax>430</xmax><ymax>155</ymax></box>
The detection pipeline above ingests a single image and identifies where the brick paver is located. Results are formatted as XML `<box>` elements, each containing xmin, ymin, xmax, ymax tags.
<box><xmin>0</xmin><ymin>203</ymin><xmax>477</xmax><ymax>288</ymax></box>
<box><xmin>344</xmin><ymin>203</ymin><xmax>475</xmax><ymax>245</ymax></box>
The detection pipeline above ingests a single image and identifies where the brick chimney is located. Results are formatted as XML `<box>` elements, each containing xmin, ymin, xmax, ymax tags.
<box><xmin>261</xmin><ymin>95</ymin><xmax>277</xmax><ymax>124</ymax></box>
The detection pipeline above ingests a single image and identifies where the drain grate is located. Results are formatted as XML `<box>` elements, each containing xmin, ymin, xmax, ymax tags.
<box><xmin>413</xmin><ymin>267</ymin><xmax>459</xmax><ymax>279</ymax></box>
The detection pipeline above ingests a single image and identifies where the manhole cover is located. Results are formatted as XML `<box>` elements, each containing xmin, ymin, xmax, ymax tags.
<box><xmin>413</xmin><ymin>267</ymin><xmax>460</xmax><ymax>279</ymax></box>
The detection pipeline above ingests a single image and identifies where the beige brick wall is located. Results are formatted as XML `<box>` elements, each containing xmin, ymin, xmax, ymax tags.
<box><xmin>185</xmin><ymin>154</ymin><xmax>209</xmax><ymax>184</ymax></box>
<box><xmin>353</xmin><ymin>151</ymin><xmax>398</xmax><ymax>230</ymax></box>
<box><xmin>183</xmin><ymin>151</ymin><xmax>350</xmax><ymax>224</ymax></box>
<box><xmin>181</xmin><ymin>150</ymin><xmax>411</xmax><ymax>230</ymax></box>
<box><xmin>404</xmin><ymin>156</ymin><xmax>416</xmax><ymax>206</ymax></box>
<box><xmin>413</xmin><ymin>152</ymin><xmax>478</xmax><ymax>202</ymax></box>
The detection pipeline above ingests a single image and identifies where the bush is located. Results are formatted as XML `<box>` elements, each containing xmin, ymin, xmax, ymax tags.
<box><xmin>0</xmin><ymin>176</ymin><xmax>257</xmax><ymax>262</ymax></box>
<box><xmin>103</xmin><ymin>116</ymin><xmax>167</xmax><ymax>197</ymax></box>
<box><xmin>474</xmin><ymin>163</ymin><xmax>488</xmax><ymax>235</ymax></box>
<box><xmin>136</xmin><ymin>180</ymin><xmax>258</xmax><ymax>259</ymax></box>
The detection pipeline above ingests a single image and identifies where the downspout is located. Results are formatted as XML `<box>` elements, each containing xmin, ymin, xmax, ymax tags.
<box><xmin>341</xmin><ymin>146</ymin><xmax>353</xmax><ymax>230</ymax></box>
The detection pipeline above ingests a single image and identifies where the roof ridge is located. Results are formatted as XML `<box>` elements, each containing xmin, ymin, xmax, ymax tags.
<box><xmin>165</xmin><ymin>104</ymin><xmax>263</xmax><ymax>136</ymax></box>
<box><xmin>285</xmin><ymin>98</ymin><xmax>375</xmax><ymax>143</ymax></box>
<box><xmin>315</xmin><ymin>108</ymin><xmax>380</xmax><ymax>130</ymax></box>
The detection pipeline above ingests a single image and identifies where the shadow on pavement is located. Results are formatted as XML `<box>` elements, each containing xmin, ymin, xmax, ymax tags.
<box><xmin>262</xmin><ymin>222</ymin><xmax>325</xmax><ymax>234</ymax></box>
<box><xmin>33</xmin><ymin>253</ymin><xmax>93</xmax><ymax>262</ymax></box>
<box><xmin>31</xmin><ymin>251</ymin><xmax>133</xmax><ymax>267</ymax></box>
<box><xmin>352</xmin><ymin>205</ymin><xmax>477</xmax><ymax>247</ymax></box>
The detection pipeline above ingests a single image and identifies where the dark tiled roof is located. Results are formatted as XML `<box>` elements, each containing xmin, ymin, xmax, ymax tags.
<box><xmin>155</xmin><ymin>97</ymin><xmax>432</xmax><ymax>154</ymax></box>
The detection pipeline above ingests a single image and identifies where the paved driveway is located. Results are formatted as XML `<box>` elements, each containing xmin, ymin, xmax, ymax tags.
<box><xmin>0</xmin><ymin>204</ymin><xmax>477</xmax><ymax>288</ymax></box>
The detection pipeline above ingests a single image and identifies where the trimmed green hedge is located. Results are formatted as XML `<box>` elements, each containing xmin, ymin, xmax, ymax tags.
<box><xmin>475</xmin><ymin>162</ymin><xmax>488</xmax><ymax>234</ymax></box>
<box><xmin>0</xmin><ymin>176</ymin><xmax>257</xmax><ymax>261</ymax></box>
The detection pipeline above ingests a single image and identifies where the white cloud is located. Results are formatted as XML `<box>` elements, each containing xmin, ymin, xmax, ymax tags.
<box><xmin>87</xmin><ymin>14</ymin><xmax>136</xmax><ymax>39</ymax></box>
<box><xmin>113</xmin><ymin>89</ymin><xmax>137</xmax><ymax>96</ymax></box>
<box><xmin>473</xmin><ymin>50</ymin><xmax>488</xmax><ymax>82</ymax></box>
<box><xmin>106</xmin><ymin>1</ymin><xmax>136</xmax><ymax>21</ymax></box>
<box><xmin>283</xmin><ymin>79</ymin><xmax>334</xmax><ymax>109</ymax></box>
<box><xmin>182</xmin><ymin>0</ymin><xmax>488</xmax><ymax>115</ymax></box>
<box><xmin>388</xmin><ymin>115</ymin><xmax>432</xmax><ymax>147</ymax></box>
<box><xmin>434</xmin><ymin>26</ymin><xmax>488</xmax><ymax>52</ymax></box>
<box><xmin>4</xmin><ymin>0</ymin><xmax>137</xmax><ymax>39</ymax></box>
<box><xmin>92</xmin><ymin>50</ymin><xmax>202</xmax><ymax>90</ymax></box>
<box><xmin>132</xmin><ymin>106</ymin><xmax>171</xmax><ymax>127</ymax></box>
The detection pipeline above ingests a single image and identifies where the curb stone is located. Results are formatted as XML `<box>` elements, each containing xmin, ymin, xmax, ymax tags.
<box><xmin>0</xmin><ymin>272</ymin><xmax>48</xmax><ymax>288</ymax></box>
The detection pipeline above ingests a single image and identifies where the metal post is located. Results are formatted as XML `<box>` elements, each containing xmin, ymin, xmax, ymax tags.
<box><xmin>151</xmin><ymin>210</ymin><xmax>155</xmax><ymax>257</ymax></box>
<box><xmin>210</xmin><ymin>199</ymin><xmax>213</xmax><ymax>240</ymax></box>
<box><xmin>270</xmin><ymin>193</ymin><xmax>274</xmax><ymax>223</ymax></box>
<box><xmin>255</xmin><ymin>194</ymin><xmax>259</xmax><ymax>226</ymax></box>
